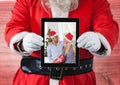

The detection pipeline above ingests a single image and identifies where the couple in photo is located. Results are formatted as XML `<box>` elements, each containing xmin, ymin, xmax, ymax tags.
<box><xmin>47</xmin><ymin>30</ymin><xmax>76</xmax><ymax>64</ymax></box>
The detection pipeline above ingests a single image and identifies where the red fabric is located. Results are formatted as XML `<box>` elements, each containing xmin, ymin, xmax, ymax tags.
<box><xmin>65</xmin><ymin>32</ymin><xmax>73</xmax><ymax>41</ymax></box>
<box><xmin>4</xmin><ymin>0</ymin><xmax>119</xmax><ymax>85</ymax></box>
<box><xmin>4</xmin><ymin>0</ymin><xmax>119</xmax><ymax>59</ymax></box>
<box><xmin>13</xmin><ymin>68</ymin><xmax>96</xmax><ymax>85</ymax></box>
<box><xmin>49</xmin><ymin>30</ymin><xmax>56</xmax><ymax>38</ymax></box>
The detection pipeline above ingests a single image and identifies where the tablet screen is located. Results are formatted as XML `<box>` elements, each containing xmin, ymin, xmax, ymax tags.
<box><xmin>41</xmin><ymin>18</ymin><xmax>79</xmax><ymax>67</ymax></box>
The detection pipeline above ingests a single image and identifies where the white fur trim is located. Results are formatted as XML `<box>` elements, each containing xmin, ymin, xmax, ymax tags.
<box><xmin>64</xmin><ymin>37</ymin><xmax>71</xmax><ymax>42</ymax></box>
<box><xmin>51</xmin><ymin>34</ymin><xmax>58</xmax><ymax>38</ymax></box>
<box><xmin>10</xmin><ymin>31</ymin><xmax>30</xmax><ymax>56</ymax></box>
<box><xmin>50</xmin><ymin>79</ymin><xmax>59</xmax><ymax>85</ymax></box>
<box><xmin>91</xmin><ymin>33</ymin><xmax>111</xmax><ymax>57</ymax></box>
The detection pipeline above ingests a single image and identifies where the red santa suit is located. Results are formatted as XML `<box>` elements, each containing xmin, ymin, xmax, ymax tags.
<box><xmin>4</xmin><ymin>0</ymin><xmax>119</xmax><ymax>85</ymax></box>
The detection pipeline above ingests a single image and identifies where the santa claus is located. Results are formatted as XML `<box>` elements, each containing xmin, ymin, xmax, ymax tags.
<box><xmin>5</xmin><ymin>0</ymin><xmax>119</xmax><ymax>85</ymax></box>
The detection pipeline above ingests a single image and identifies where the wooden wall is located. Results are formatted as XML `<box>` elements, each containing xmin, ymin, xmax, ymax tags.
<box><xmin>0</xmin><ymin>0</ymin><xmax>120</xmax><ymax>85</ymax></box>
<box><xmin>94</xmin><ymin>0</ymin><xmax>120</xmax><ymax>85</ymax></box>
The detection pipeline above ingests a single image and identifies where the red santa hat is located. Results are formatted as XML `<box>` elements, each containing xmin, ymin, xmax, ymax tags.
<box><xmin>65</xmin><ymin>32</ymin><xmax>73</xmax><ymax>42</ymax></box>
<box><xmin>49</xmin><ymin>30</ymin><xmax>58</xmax><ymax>38</ymax></box>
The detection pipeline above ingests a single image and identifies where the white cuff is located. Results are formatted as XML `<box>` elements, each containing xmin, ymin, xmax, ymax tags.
<box><xmin>91</xmin><ymin>33</ymin><xmax>111</xmax><ymax>57</ymax></box>
<box><xmin>10</xmin><ymin>31</ymin><xmax>30</xmax><ymax>56</ymax></box>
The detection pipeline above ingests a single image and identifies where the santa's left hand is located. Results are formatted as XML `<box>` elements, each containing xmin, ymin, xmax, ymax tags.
<box><xmin>77</xmin><ymin>32</ymin><xmax>101</xmax><ymax>52</ymax></box>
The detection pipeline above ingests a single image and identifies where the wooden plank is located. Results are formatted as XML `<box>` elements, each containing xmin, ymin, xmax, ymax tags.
<box><xmin>0</xmin><ymin>0</ymin><xmax>120</xmax><ymax>85</ymax></box>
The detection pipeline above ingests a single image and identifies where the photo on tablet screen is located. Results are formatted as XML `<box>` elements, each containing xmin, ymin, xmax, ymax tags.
<box><xmin>41</xmin><ymin>18</ymin><xmax>79</xmax><ymax>67</ymax></box>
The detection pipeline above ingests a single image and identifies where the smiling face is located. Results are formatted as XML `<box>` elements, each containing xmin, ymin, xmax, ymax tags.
<box><xmin>63</xmin><ymin>38</ymin><xmax>69</xmax><ymax>44</ymax></box>
<box><xmin>52</xmin><ymin>36</ymin><xmax>59</xmax><ymax>43</ymax></box>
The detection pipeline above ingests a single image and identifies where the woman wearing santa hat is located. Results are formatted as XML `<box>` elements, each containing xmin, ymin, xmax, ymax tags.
<box><xmin>63</xmin><ymin>32</ymin><xmax>76</xmax><ymax>63</ymax></box>
<box><xmin>4</xmin><ymin>0</ymin><xmax>119</xmax><ymax>85</ymax></box>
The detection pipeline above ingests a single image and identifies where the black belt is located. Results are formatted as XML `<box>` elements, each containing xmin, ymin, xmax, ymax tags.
<box><xmin>21</xmin><ymin>56</ymin><xmax>93</xmax><ymax>80</ymax></box>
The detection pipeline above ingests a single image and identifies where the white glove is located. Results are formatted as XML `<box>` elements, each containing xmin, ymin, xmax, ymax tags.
<box><xmin>22</xmin><ymin>33</ymin><xmax>43</xmax><ymax>53</ymax></box>
<box><xmin>77</xmin><ymin>32</ymin><xmax>101</xmax><ymax>52</ymax></box>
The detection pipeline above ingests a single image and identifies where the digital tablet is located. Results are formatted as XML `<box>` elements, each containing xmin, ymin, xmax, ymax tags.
<box><xmin>41</xmin><ymin>18</ymin><xmax>79</xmax><ymax>67</ymax></box>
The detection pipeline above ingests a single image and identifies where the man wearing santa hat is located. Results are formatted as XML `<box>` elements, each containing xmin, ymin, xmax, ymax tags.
<box><xmin>4</xmin><ymin>0</ymin><xmax>119</xmax><ymax>85</ymax></box>
<box><xmin>47</xmin><ymin>30</ymin><xmax>65</xmax><ymax>63</ymax></box>
<box><xmin>63</xmin><ymin>32</ymin><xmax>76</xmax><ymax>63</ymax></box>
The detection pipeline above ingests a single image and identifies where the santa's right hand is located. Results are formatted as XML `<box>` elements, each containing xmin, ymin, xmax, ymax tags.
<box><xmin>22</xmin><ymin>33</ymin><xmax>43</xmax><ymax>53</ymax></box>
